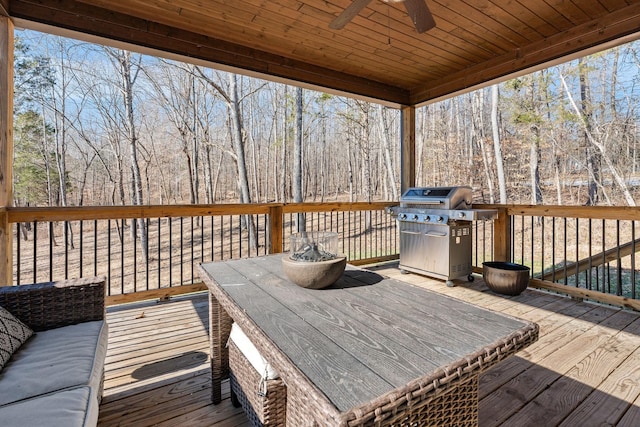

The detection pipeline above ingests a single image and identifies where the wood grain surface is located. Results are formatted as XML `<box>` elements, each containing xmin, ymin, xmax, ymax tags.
<box><xmin>200</xmin><ymin>255</ymin><xmax>533</xmax><ymax>412</ymax></box>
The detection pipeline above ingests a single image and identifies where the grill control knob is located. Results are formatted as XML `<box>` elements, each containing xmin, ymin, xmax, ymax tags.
<box><xmin>399</xmin><ymin>214</ymin><xmax>407</xmax><ymax>220</ymax></box>
<box><xmin>413</xmin><ymin>215</ymin><xmax>419</xmax><ymax>221</ymax></box>
<box><xmin>458</xmin><ymin>212</ymin><xmax>466</xmax><ymax>219</ymax></box>
<box><xmin>425</xmin><ymin>216</ymin><xmax>431</xmax><ymax>222</ymax></box>
<box><xmin>437</xmin><ymin>216</ymin><xmax>444</xmax><ymax>222</ymax></box>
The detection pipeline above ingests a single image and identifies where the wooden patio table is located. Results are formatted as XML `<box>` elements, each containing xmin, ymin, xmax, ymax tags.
<box><xmin>198</xmin><ymin>255</ymin><xmax>538</xmax><ymax>426</ymax></box>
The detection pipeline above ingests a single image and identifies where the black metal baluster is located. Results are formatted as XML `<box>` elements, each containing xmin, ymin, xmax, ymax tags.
<box><xmin>158</xmin><ymin>218</ymin><xmax>162</xmax><ymax>289</ymax></box>
<box><xmin>64</xmin><ymin>221</ymin><xmax>69</xmax><ymax>280</ymax></box>
<box><xmin>121</xmin><ymin>219</ymin><xmax>125</xmax><ymax>294</ymax></box>
<box><xmin>16</xmin><ymin>223</ymin><xmax>20</xmax><ymax>284</ymax></box>
<box><xmin>603</xmin><ymin>219</ymin><xmax>607</xmax><ymax>293</ymax></box>
<box><xmin>587</xmin><ymin>219</ymin><xmax>592</xmax><ymax>290</ymax></box>
<box><xmin>616</xmin><ymin>220</ymin><xmax>622</xmax><ymax>296</ymax></box>
<box><xmin>107</xmin><ymin>220</ymin><xmax>112</xmax><ymax>293</ymax></box>
<box><xmin>552</xmin><ymin>217</ymin><xmax>556</xmax><ymax>283</ymax></box>
<box><xmin>79</xmin><ymin>221</ymin><xmax>83</xmax><ymax>278</ymax></box>
<box><xmin>230</xmin><ymin>216</ymin><xmax>234</xmax><ymax>259</ymax></box>
<box><xmin>169</xmin><ymin>218</ymin><xmax>173</xmax><ymax>287</ymax></box>
<box><xmin>94</xmin><ymin>220</ymin><xmax>98</xmax><ymax>278</ymax></box>
<box><xmin>133</xmin><ymin>218</ymin><xmax>137</xmax><ymax>292</ymax></box>
<box><xmin>33</xmin><ymin>222</ymin><xmax>38</xmax><ymax>284</ymax></box>
<box><xmin>631</xmin><ymin>221</ymin><xmax>636</xmax><ymax>299</ymax></box>
<box><xmin>180</xmin><ymin>217</ymin><xmax>184</xmax><ymax>285</ymax></box>
<box><xmin>48</xmin><ymin>222</ymin><xmax>53</xmax><ymax>282</ymax></box>
<box><xmin>146</xmin><ymin>218</ymin><xmax>150</xmax><ymax>291</ymax></box>
<box><xmin>219</xmin><ymin>216</ymin><xmax>223</xmax><ymax>260</ymax></box>
<box><xmin>211</xmin><ymin>216</ymin><xmax>215</xmax><ymax>261</ymax></box>
<box><xmin>563</xmin><ymin>217</ymin><xmax>567</xmax><ymax>286</ymax></box>
<box><xmin>541</xmin><ymin>216</ymin><xmax>545</xmax><ymax>280</ymax></box>
<box><xmin>574</xmin><ymin>218</ymin><xmax>579</xmax><ymax>287</ymax></box>
<box><xmin>200</xmin><ymin>216</ymin><xmax>204</xmax><ymax>263</ymax></box>
<box><xmin>520</xmin><ymin>216</ymin><xmax>524</xmax><ymax>265</ymax></box>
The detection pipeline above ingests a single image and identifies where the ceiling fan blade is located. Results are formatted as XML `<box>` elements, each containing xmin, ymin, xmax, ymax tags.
<box><xmin>403</xmin><ymin>0</ymin><xmax>436</xmax><ymax>33</ymax></box>
<box><xmin>329</xmin><ymin>0</ymin><xmax>373</xmax><ymax>30</ymax></box>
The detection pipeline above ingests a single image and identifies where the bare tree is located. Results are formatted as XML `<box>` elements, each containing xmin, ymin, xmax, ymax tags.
<box><xmin>559</xmin><ymin>71</ymin><xmax>636</xmax><ymax>206</ymax></box>
<box><xmin>104</xmin><ymin>48</ymin><xmax>149</xmax><ymax>257</ymax></box>
<box><xmin>491</xmin><ymin>84</ymin><xmax>508</xmax><ymax>203</ymax></box>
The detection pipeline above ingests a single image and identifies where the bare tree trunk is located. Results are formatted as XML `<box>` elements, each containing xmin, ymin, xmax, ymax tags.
<box><xmin>280</xmin><ymin>86</ymin><xmax>288</xmax><ymax>203</ymax></box>
<box><xmin>378</xmin><ymin>105</ymin><xmax>398</xmax><ymax>200</ymax></box>
<box><xmin>579</xmin><ymin>58</ymin><xmax>602</xmax><ymax>206</ymax></box>
<box><xmin>117</xmin><ymin>49</ymin><xmax>148</xmax><ymax>259</ymax></box>
<box><xmin>473</xmin><ymin>89</ymin><xmax>495</xmax><ymax>203</ymax></box>
<box><xmin>491</xmin><ymin>84</ymin><xmax>507</xmax><ymax>203</ymax></box>
<box><xmin>293</xmin><ymin>87</ymin><xmax>305</xmax><ymax>232</ymax></box>
<box><xmin>228</xmin><ymin>74</ymin><xmax>257</xmax><ymax>248</ymax></box>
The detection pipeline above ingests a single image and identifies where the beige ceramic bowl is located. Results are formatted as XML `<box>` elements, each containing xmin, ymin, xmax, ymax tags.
<box><xmin>281</xmin><ymin>255</ymin><xmax>347</xmax><ymax>289</ymax></box>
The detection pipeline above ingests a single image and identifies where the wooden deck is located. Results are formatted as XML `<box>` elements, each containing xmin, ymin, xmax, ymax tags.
<box><xmin>98</xmin><ymin>262</ymin><xmax>640</xmax><ymax>426</ymax></box>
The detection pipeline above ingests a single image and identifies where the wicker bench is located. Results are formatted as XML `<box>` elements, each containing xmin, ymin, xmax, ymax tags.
<box><xmin>0</xmin><ymin>277</ymin><xmax>107</xmax><ymax>427</ymax></box>
<box><xmin>228</xmin><ymin>323</ymin><xmax>286</xmax><ymax>427</ymax></box>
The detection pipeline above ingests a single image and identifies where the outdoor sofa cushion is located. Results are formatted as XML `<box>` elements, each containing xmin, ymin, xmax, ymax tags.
<box><xmin>0</xmin><ymin>306</ymin><xmax>33</xmax><ymax>371</ymax></box>
<box><xmin>0</xmin><ymin>385</ymin><xmax>99</xmax><ymax>427</ymax></box>
<box><xmin>0</xmin><ymin>320</ymin><xmax>108</xmax><ymax>407</ymax></box>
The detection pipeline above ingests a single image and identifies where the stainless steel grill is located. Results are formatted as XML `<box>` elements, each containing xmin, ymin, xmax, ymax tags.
<box><xmin>387</xmin><ymin>186</ymin><xmax>497</xmax><ymax>286</ymax></box>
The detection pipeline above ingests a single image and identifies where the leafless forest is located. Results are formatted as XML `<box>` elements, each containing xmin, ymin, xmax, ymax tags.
<box><xmin>14</xmin><ymin>28</ymin><xmax>640</xmax><ymax>211</ymax></box>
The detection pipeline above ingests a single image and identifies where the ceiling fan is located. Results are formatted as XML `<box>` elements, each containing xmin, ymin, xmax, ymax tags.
<box><xmin>329</xmin><ymin>0</ymin><xmax>436</xmax><ymax>33</ymax></box>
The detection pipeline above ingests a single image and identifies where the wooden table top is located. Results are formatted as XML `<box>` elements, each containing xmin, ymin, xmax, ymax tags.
<box><xmin>199</xmin><ymin>255</ymin><xmax>536</xmax><ymax>414</ymax></box>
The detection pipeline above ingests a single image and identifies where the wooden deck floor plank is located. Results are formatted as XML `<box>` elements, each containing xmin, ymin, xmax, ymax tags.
<box><xmin>107</xmin><ymin>306</ymin><xmax>208</xmax><ymax>336</ymax></box>
<box><xmin>616</xmin><ymin>392</ymin><xmax>640</xmax><ymax>427</ymax></box>
<box><xmin>104</xmin><ymin>343</ymin><xmax>209</xmax><ymax>388</ymax></box>
<box><xmin>105</xmin><ymin>329</ymin><xmax>209</xmax><ymax>357</ymax></box>
<box><xmin>479</xmin><ymin>308</ymin><xmax>636</xmax><ymax>426</ymax></box>
<box><xmin>479</xmin><ymin>296</ymin><xmax>592</xmax><ymax>398</ymax></box>
<box><xmin>498</xmin><ymin>313</ymin><xmax>640</xmax><ymax>426</ymax></box>
<box><xmin>152</xmin><ymin>397</ymin><xmax>250</xmax><ymax>427</ymax></box>
<box><xmin>558</xmin><ymin>342</ymin><xmax>640</xmax><ymax>426</ymax></box>
<box><xmin>105</xmin><ymin>334</ymin><xmax>209</xmax><ymax>363</ymax></box>
<box><xmin>102</xmin><ymin>366</ymin><xmax>214</xmax><ymax>403</ymax></box>
<box><xmin>99</xmin><ymin>371</ymin><xmax>212</xmax><ymax>423</ymax></box>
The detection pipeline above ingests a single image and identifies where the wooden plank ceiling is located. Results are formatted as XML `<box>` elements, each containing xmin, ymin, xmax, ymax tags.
<box><xmin>6</xmin><ymin>0</ymin><xmax>640</xmax><ymax>106</ymax></box>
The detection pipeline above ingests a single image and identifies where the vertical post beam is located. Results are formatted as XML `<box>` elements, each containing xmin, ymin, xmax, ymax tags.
<box><xmin>400</xmin><ymin>105</ymin><xmax>416</xmax><ymax>194</ymax></box>
<box><xmin>493</xmin><ymin>207</ymin><xmax>512</xmax><ymax>262</ymax></box>
<box><xmin>0</xmin><ymin>16</ymin><xmax>13</xmax><ymax>286</ymax></box>
<box><xmin>269</xmin><ymin>204</ymin><xmax>283</xmax><ymax>254</ymax></box>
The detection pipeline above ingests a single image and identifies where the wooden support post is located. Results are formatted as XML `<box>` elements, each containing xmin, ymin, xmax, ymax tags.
<box><xmin>269</xmin><ymin>204</ymin><xmax>283</xmax><ymax>254</ymax></box>
<box><xmin>0</xmin><ymin>16</ymin><xmax>13</xmax><ymax>286</ymax></box>
<box><xmin>400</xmin><ymin>105</ymin><xmax>416</xmax><ymax>194</ymax></box>
<box><xmin>493</xmin><ymin>207</ymin><xmax>511</xmax><ymax>262</ymax></box>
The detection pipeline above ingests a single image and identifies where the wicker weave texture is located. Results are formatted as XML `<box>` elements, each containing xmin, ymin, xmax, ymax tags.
<box><xmin>209</xmin><ymin>292</ymin><xmax>233</xmax><ymax>404</ymax></box>
<box><xmin>0</xmin><ymin>277</ymin><xmax>105</xmax><ymax>331</ymax></box>
<box><xmin>229</xmin><ymin>340</ymin><xmax>287</xmax><ymax>427</ymax></box>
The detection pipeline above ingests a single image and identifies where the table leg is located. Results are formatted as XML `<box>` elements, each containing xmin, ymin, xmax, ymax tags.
<box><xmin>209</xmin><ymin>291</ymin><xmax>233</xmax><ymax>404</ymax></box>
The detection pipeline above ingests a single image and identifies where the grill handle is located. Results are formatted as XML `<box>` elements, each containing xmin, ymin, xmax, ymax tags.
<box><xmin>425</xmin><ymin>231</ymin><xmax>447</xmax><ymax>237</ymax></box>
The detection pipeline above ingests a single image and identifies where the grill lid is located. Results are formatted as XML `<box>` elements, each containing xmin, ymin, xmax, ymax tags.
<box><xmin>400</xmin><ymin>186</ymin><xmax>472</xmax><ymax>210</ymax></box>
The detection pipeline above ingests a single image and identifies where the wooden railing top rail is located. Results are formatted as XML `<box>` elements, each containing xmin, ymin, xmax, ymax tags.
<box><xmin>6</xmin><ymin>201</ymin><xmax>398</xmax><ymax>223</ymax></box>
<box><xmin>475</xmin><ymin>204</ymin><xmax>640</xmax><ymax>221</ymax></box>
<box><xmin>9</xmin><ymin>202</ymin><xmax>638</xmax><ymax>223</ymax></box>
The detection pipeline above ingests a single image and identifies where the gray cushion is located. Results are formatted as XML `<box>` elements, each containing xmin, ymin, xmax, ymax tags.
<box><xmin>0</xmin><ymin>385</ymin><xmax>98</xmax><ymax>427</ymax></box>
<box><xmin>0</xmin><ymin>306</ymin><xmax>33</xmax><ymax>372</ymax></box>
<box><xmin>0</xmin><ymin>320</ymin><xmax>108</xmax><ymax>406</ymax></box>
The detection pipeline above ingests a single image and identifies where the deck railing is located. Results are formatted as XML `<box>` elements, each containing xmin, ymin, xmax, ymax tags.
<box><xmin>7</xmin><ymin>202</ymin><xmax>640</xmax><ymax>310</ymax></box>
<box><xmin>9</xmin><ymin>202</ymin><xmax>399</xmax><ymax>302</ymax></box>
<box><xmin>480</xmin><ymin>204</ymin><xmax>640</xmax><ymax>311</ymax></box>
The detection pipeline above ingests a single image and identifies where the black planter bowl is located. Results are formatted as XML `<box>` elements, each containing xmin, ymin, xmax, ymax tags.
<box><xmin>482</xmin><ymin>261</ymin><xmax>530</xmax><ymax>296</ymax></box>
